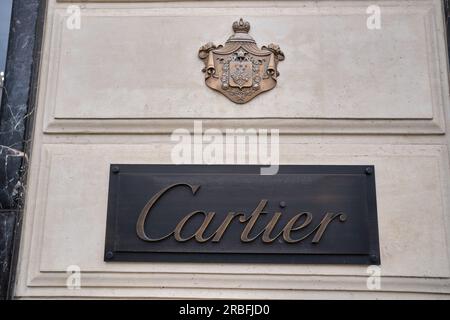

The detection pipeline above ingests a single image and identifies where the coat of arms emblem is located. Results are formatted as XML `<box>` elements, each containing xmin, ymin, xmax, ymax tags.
<box><xmin>198</xmin><ymin>18</ymin><xmax>285</xmax><ymax>104</ymax></box>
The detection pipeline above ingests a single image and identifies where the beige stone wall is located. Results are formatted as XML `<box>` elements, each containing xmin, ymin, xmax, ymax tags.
<box><xmin>14</xmin><ymin>0</ymin><xmax>450</xmax><ymax>298</ymax></box>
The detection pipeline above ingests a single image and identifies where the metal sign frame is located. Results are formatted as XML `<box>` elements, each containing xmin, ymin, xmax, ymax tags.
<box><xmin>104</xmin><ymin>165</ymin><xmax>380</xmax><ymax>265</ymax></box>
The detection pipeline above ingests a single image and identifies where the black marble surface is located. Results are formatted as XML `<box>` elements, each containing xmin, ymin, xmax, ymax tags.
<box><xmin>0</xmin><ymin>0</ymin><xmax>46</xmax><ymax>299</ymax></box>
<box><xmin>0</xmin><ymin>212</ymin><xmax>15</xmax><ymax>300</ymax></box>
<box><xmin>0</xmin><ymin>0</ymin><xmax>41</xmax><ymax>210</ymax></box>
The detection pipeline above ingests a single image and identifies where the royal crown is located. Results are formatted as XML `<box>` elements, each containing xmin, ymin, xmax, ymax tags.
<box><xmin>232</xmin><ymin>18</ymin><xmax>250</xmax><ymax>33</ymax></box>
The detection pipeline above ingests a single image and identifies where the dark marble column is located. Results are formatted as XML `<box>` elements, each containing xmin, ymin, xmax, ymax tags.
<box><xmin>0</xmin><ymin>0</ymin><xmax>46</xmax><ymax>300</ymax></box>
<box><xmin>0</xmin><ymin>212</ymin><xmax>16</xmax><ymax>299</ymax></box>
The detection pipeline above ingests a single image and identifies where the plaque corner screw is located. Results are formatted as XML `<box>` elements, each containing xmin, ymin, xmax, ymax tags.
<box><xmin>105</xmin><ymin>251</ymin><xmax>114</xmax><ymax>260</ymax></box>
<box><xmin>365</xmin><ymin>167</ymin><xmax>373</xmax><ymax>175</ymax></box>
<box><xmin>370</xmin><ymin>254</ymin><xmax>378</xmax><ymax>264</ymax></box>
<box><xmin>279</xmin><ymin>201</ymin><xmax>287</xmax><ymax>208</ymax></box>
<box><xmin>111</xmin><ymin>166</ymin><xmax>120</xmax><ymax>174</ymax></box>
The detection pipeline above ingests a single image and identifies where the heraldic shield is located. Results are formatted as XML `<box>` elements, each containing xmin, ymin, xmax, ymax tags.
<box><xmin>198</xmin><ymin>18</ymin><xmax>285</xmax><ymax>104</ymax></box>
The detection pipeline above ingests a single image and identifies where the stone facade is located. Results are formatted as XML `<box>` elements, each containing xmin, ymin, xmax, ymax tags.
<box><xmin>2</xmin><ymin>0</ymin><xmax>450</xmax><ymax>299</ymax></box>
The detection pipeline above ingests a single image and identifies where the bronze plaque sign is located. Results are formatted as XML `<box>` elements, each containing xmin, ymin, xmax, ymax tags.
<box><xmin>104</xmin><ymin>165</ymin><xmax>380</xmax><ymax>264</ymax></box>
<box><xmin>198</xmin><ymin>18</ymin><xmax>285</xmax><ymax>103</ymax></box>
